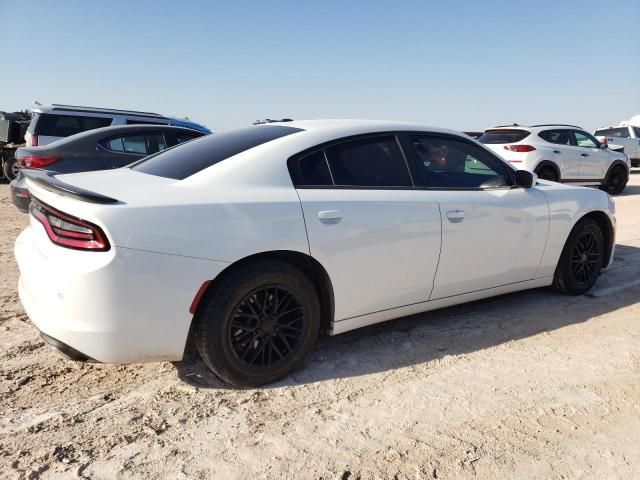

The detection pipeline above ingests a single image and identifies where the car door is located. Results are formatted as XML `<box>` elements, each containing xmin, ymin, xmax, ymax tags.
<box><xmin>537</xmin><ymin>129</ymin><xmax>579</xmax><ymax>178</ymax></box>
<box><xmin>292</xmin><ymin>134</ymin><xmax>442</xmax><ymax>321</ymax></box>
<box><xmin>572</xmin><ymin>130</ymin><xmax>607</xmax><ymax>180</ymax></box>
<box><xmin>403</xmin><ymin>133</ymin><xmax>549</xmax><ymax>300</ymax></box>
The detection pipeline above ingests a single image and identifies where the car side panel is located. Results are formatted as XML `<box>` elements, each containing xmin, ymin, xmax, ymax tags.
<box><xmin>534</xmin><ymin>183</ymin><xmax>615</xmax><ymax>278</ymax></box>
<box><xmin>15</xmin><ymin>225</ymin><xmax>228</xmax><ymax>363</ymax></box>
<box><xmin>297</xmin><ymin>189</ymin><xmax>442</xmax><ymax>321</ymax></box>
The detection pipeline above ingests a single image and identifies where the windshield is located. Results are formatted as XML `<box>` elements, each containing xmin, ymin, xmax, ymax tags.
<box><xmin>131</xmin><ymin>125</ymin><xmax>304</xmax><ymax>180</ymax></box>
<box><xmin>478</xmin><ymin>129</ymin><xmax>530</xmax><ymax>144</ymax></box>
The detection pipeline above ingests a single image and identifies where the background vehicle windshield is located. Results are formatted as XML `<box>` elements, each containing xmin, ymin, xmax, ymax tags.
<box><xmin>478</xmin><ymin>129</ymin><xmax>530</xmax><ymax>144</ymax></box>
<box><xmin>594</xmin><ymin>127</ymin><xmax>630</xmax><ymax>138</ymax></box>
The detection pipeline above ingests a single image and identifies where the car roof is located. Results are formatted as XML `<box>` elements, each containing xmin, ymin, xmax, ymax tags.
<box><xmin>40</xmin><ymin>124</ymin><xmax>207</xmax><ymax>148</ymax></box>
<box><xmin>32</xmin><ymin>104</ymin><xmax>167</xmax><ymax>119</ymax></box>
<box><xmin>486</xmin><ymin>124</ymin><xmax>584</xmax><ymax>132</ymax></box>
<box><xmin>274</xmin><ymin>119</ymin><xmax>463</xmax><ymax>137</ymax></box>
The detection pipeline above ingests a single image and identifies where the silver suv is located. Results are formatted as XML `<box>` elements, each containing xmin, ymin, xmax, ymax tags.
<box><xmin>25</xmin><ymin>104</ymin><xmax>174</xmax><ymax>147</ymax></box>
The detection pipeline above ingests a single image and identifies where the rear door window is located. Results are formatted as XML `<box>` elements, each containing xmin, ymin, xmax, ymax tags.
<box><xmin>122</xmin><ymin>135</ymin><xmax>148</xmax><ymax>154</ymax></box>
<box><xmin>132</xmin><ymin>125</ymin><xmax>303</xmax><ymax>179</ymax></box>
<box><xmin>324</xmin><ymin>136</ymin><xmax>412</xmax><ymax>187</ymax></box>
<box><xmin>34</xmin><ymin>113</ymin><xmax>112</xmax><ymax>137</ymax></box>
<box><xmin>104</xmin><ymin>133</ymin><xmax>168</xmax><ymax>155</ymax></box>
<box><xmin>478</xmin><ymin>129</ymin><xmax>530</xmax><ymax>144</ymax></box>
<box><xmin>538</xmin><ymin>129</ymin><xmax>572</xmax><ymax>145</ymax></box>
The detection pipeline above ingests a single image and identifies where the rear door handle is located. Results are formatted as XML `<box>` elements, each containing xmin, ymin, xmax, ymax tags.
<box><xmin>446</xmin><ymin>210</ymin><xmax>465</xmax><ymax>221</ymax></box>
<box><xmin>318</xmin><ymin>210</ymin><xmax>343</xmax><ymax>221</ymax></box>
<box><xmin>553</xmin><ymin>150</ymin><xmax>561</xmax><ymax>154</ymax></box>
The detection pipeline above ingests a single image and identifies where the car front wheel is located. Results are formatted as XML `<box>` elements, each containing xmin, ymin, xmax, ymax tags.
<box><xmin>552</xmin><ymin>218</ymin><xmax>605</xmax><ymax>295</ymax></box>
<box><xmin>600</xmin><ymin>165</ymin><xmax>628</xmax><ymax>195</ymax></box>
<box><xmin>195</xmin><ymin>260</ymin><xmax>320</xmax><ymax>387</ymax></box>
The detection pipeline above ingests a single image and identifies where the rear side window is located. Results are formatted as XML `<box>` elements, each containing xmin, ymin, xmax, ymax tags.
<box><xmin>634</xmin><ymin>127</ymin><xmax>640</xmax><ymax>138</ymax></box>
<box><xmin>594</xmin><ymin>127</ymin><xmax>630</xmax><ymax>138</ymax></box>
<box><xmin>478</xmin><ymin>129</ymin><xmax>530</xmax><ymax>144</ymax></box>
<box><xmin>324</xmin><ymin>136</ymin><xmax>412</xmax><ymax>187</ymax></box>
<box><xmin>132</xmin><ymin>125</ymin><xmax>303</xmax><ymax>179</ymax></box>
<box><xmin>103</xmin><ymin>133</ymin><xmax>167</xmax><ymax>154</ymax></box>
<box><xmin>173</xmin><ymin>132</ymin><xmax>202</xmax><ymax>145</ymax></box>
<box><xmin>34</xmin><ymin>113</ymin><xmax>112</xmax><ymax>137</ymax></box>
<box><xmin>538</xmin><ymin>129</ymin><xmax>571</xmax><ymax>145</ymax></box>
<box><xmin>298</xmin><ymin>150</ymin><xmax>333</xmax><ymax>186</ymax></box>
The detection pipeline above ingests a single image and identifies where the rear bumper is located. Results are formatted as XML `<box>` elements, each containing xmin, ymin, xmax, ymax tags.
<box><xmin>10</xmin><ymin>177</ymin><xmax>30</xmax><ymax>213</ymax></box>
<box><xmin>39</xmin><ymin>331</ymin><xmax>95</xmax><ymax>362</ymax></box>
<box><xmin>15</xmin><ymin>226</ymin><xmax>229</xmax><ymax>364</ymax></box>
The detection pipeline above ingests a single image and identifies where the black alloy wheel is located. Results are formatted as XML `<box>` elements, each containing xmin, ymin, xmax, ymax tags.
<box><xmin>553</xmin><ymin>218</ymin><xmax>605</xmax><ymax>295</ymax></box>
<box><xmin>570</xmin><ymin>231</ymin><xmax>601</xmax><ymax>285</ymax></box>
<box><xmin>2</xmin><ymin>157</ymin><xmax>19</xmax><ymax>182</ymax></box>
<box><xmin>195</xmin><ymin>260</ymin><xmax>320</xmax><ymax>387</ymax></box>
<box><xmin>229</xmin><ymin>285</ymin><xmax>306</xmax><ymax>368</ymax></box>
<box><xmin>602</xmin><ymin>165</ymin><xmax>628</xmax><ymax>195</ymax></box>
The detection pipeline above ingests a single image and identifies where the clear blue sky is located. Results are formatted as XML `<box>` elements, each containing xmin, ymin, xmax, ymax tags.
<box><xmin>1</xmin><ymin>0</ymin><xmax>638</xmax><ymax>132</ymax></box>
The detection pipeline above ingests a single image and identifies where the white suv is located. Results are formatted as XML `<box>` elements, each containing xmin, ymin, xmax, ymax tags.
<box><xmin>478</xmin><ymin>124</ymin><xmax>630</xmax><ymax>195</ymax></box>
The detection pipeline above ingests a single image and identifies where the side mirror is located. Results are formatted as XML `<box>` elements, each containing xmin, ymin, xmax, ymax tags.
<box><xmin>515</xmin><ymin>170</ymin><xmax>535</xmax><ymax>188</ymax></box>
<box><xmin>599</xmin><ymin>143</ymin><xmax>609</xmax><ymax>149</ymax></box>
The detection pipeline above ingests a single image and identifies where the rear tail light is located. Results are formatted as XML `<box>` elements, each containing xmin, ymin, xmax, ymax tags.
<box><xmin>29</xmin><ymin>198</ymin><xmax>110</xmax><ymax>251</ymax></box>
<box><xmin>31</xmin><ymin>135</ymin><xmax>39</xmax><ymax>147</ymax></box>
<box><xmin>21</xmin><ymin>155</ymin><xmax>59</xmax><ymax>169</ymax></box>
<box><xmin>504</xmin><ymin>145</ymin><xmax>536</xmax><ymax>152</ymax></box>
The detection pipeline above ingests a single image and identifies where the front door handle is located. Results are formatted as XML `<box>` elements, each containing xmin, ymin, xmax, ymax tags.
<box><xmin>553</xmin><ymin>150</ymin><xmax>561</xmax><ymax>154</ymax></box>
<box><xmin>318</xmin><ymin>210</ymin><xmax>343</xmax><ymax>221</ymax></box>
<box><xmin>446</xmin><ymin>210</ymin><xmax>465</xmax><ymax>221</ymax></box>
<box><xmin>581</xmin><ymin>153</ymin><xmax>589</xmax><ymax>157</ymax></box>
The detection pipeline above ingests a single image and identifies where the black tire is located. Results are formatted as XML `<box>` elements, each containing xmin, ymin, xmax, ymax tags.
<box><xmin>600</xmin><ymin>165</ymin><xmax>628</xmax><ymax>195</ymax></box>
<box><xmin>2</xmin><ymin>156</ymin><xmax>19</xmax><ymax>182</ymax></box>
<box><xmin>195</xmin><ymin>260</ymin><xmax>320</xmax><ymax>387</ymax></box>
<box><xmin>552</xmin><ymin>218</ymin><xmax>605</xmax><ymax>295</ymax></box>
<box><xmin>536</xmin><ymin>166</ymin><xmax>558</xmax><ymax>182</ymax></box>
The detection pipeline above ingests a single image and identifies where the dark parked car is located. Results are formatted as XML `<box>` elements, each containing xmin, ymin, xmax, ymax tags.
<box><xmin>10</xmin><ymin>124</ymin><xmax>206</xmax><ymax>212</ymax></box>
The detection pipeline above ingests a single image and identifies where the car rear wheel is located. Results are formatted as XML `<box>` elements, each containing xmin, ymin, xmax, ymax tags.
<box><xmin>600</xmin><ymin>165</ymin><xmax>628</xmax><ymax>195</ymax></box>
<box><xmin>536</xmin><ymin>166</ymin><xmax>558</xmax><ymax>182</ymax></box>
<box><xmin>2</xmin><ymin>157</ymin><xmax>19</xmax><ymax>182</ymax></box>
<box><xmin>552</xmin><ymin>218</ymin><xmax>605</xmax><ymax>295</ymax></box>
<box><xmin>195</xmin><ymin>260</ymin><xmax>320</xmax><ymax>387</ymax></box>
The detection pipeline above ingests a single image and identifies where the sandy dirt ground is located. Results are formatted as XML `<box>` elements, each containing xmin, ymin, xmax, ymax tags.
<box><xmin>1</xmin><ymin>174</ymin><xmax>640</xmax><ymax>480</ymax></box>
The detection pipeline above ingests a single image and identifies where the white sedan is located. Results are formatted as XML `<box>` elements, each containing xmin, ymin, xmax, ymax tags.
<box><xmin>14</xmin><ymin>120</ymin><xmax>616</xmax><ymax>386</ymax></box>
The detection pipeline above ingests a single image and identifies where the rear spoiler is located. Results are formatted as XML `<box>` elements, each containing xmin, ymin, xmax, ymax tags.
<box><xmin>22</xmin><ymin>169</ymin><xmax>120</xmax><ymax>204</ymax></box>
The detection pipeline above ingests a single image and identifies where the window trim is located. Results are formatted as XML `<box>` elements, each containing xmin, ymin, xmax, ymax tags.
<box><xmin>288</xmin><ymin>132</ymin><xmax>417</xmax><ymax>189</ymax></box>
<box><xmin>288</xmin><ymin>130</ymin><xmax>520</xmax><ymax>191</ymax></box>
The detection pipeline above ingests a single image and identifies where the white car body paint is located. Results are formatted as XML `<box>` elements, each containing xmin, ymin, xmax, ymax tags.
<box><xmin>14</xmin><ymin>120</ymin><xmax>616</xmax><ymax>364</ymax></box>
